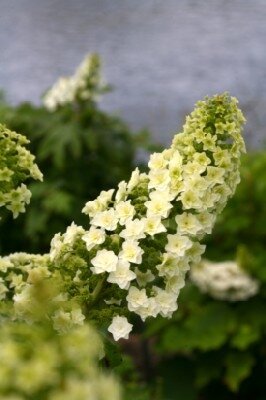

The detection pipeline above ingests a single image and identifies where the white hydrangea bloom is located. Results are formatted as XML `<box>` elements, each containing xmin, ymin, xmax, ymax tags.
<box><xmin>91</xmin><ymin>209</ymin><xmax>119</xmax><ymax>231</ymax></box>
<box><xmin>126</xmin><ymin>286</ymin><xmax>149</xmax><ymax>312</ymax></box>
<box><xmin>175</xmin><ymin>212</ymin><xmax>202</xmax><ymax>236</ymax></box>
<box><xmin>64</xmin><ymin>222</ymin><xmax>85</xmax><ymax>245</ymax></box>
<box><xmin>0</xmin><ymin>278</ymin><xmax>8</xmax><ymax>300</ymax></box>
<box><xmin>196</xmin><ymin>212</ymin><xmax>216</xmax><ymax>234</ymax></box>
<box><xmin>136</xmin><ymin>297</ymin><xmax>159</xmax><ymax>321</ymax></box>
<box><xmin>183</xmin><ymin>161</ymin><xmax>206</xmax><ymax>177</ymax></box>
<box><xmin>108</xmin><ymin>316</ymin><xmax>133</xmax><ymax>341</ymax></box>
<box><xmin>145</xmin><ymin>192</ymin><xmax>173</xmax><ymax>218</ymax></box>
<box><xmin>156</xmin><ymin>253</ymin><xmax>189</xmax><ymax>278</ymax></box>
<box><xmin>186</xmin><ymin>242</ymin><xmax>206</xmax><ymax>264</ymax></box>
<box><xmin>119</xmin><ymin>240</ymin><xmax>144</xmax><ymax>265</ymax></box>
<box><xmin>82</xmin><ymin>199</ymin><xmax>104</xmax><ymax>217</ymax></box>
<box><xmin>0</xmin><ymin>258</ymin><xmax>12</xmax><ymax>273</ymax></box>
<box><xmin>107</xmin><ymin>260</ymin><xmax>136</xmax><ymax>289</ymax></box>
<box><xmin>16</xmin><ymin>93</ymin><xmax>244</xmax><ymax>342</ymax></box>
<box><xmin>52</xmin><ymin>308</ymin><xmax>85</xmax><ymax>333</ymax></box>
<box><xmin>190</xmin><ymin>260</ymin><xmax>259</xmax><ymax>301</ymax></box>
<box><xmin>70</xmin><ymin>308</ymin><xmax>86</xmax><ymax>325</ymax></box>
<box><xmin>120</xmin><ymin>219</ymin><xmax>146</xmax><ymax>240</ymax></box>
<box><xmin>206</xmin><ymin>166</ymin><xmax>225</xmax><ymax>185</ymax></box>
<box><xmin>165</xmin><ymin>234</ymin><xmax>193</xmax><ymax>256</ymax></box>
<box><xmin>179</xmin><ymin>189</ymin><xmax>203</xmax><ymax>210</ymax></box>
<box><xmin>43</xmin><ymin>53</ymin><xmax>107</xmax><ymax>111</ymax></box>
<box><xmin>148</xmin><ymin>152</ymin><xmax>169</xmax><ymax>170</ymax></box>
<box><xmin>115</xmin><ymin>181</ymin><xmax>127</xmax><ymax>202</ymax></box>
<box><xmin>148</xmin><ymin>169</ymin><xmax>171</xmax><ymax>191</ymax></box>
<box><xmin>82</xmin><ymin>227</ymin><xmax>105</xmax><ymax>250</ymax></box>
<box><xmin>153</xmin><ymin>287</ymin><xmax>178</xmax><ymax>318</ymax></box>
<box><xmin>27</xmin><ymin>265</ymin><xmax>51</xmax><ymax>284</ymax></box>
<box><xmin>0</xmin><ymin>125</ymin><xmax>42</xmax><ymax>219</ymax></box>
<box><xmin>50</xmin><ymin>233</ymin><xmax>64</xmax><ymax>261</ymax></box>
<box><xmin>97</xmin><ymin>189</ymin><xmax>115</xmax><ymax>205</ymax></box>
<box><xmin>144</xmin><ymin>216</ymin><xmax>166</xmax><ymax>236</ymax></box>
<box><xmin>166</xmin><ymin>274</ymin><xmax>186</xmax><ymax>294</ymax></box>
<box><xmin>82</xmin><ymin>190</ymin><xmax>114</xmax><ymax>218</ymax></box>
<box><xmin>8</xmin><ymin>272</ymin><xmax>24</xmax><ymax>290</ymax></box>
<box><xmin>182</xmin><ymin>175</ymin><xmax>209</xmax><ymax>195</ymax></box>
<box><xmin>127</xmin><ymin>168</ymin><xmax>144</xmax><ymax>191</ymax></box>
<box><xmin>91</xmin><ymin>250</ymin><xmax>118</xmax><ymax>274</ymax></box>
<box><xmin>134</xmin><ymin>268</ymin><xmax>155</xmax><ymax>287</ymax></box>
<box><xmin>115</xmin><ymin>200</ymin><xmax>135</xmax><ymax>225</ymax></box>
<box><xmin>13</xmin><ymin>285</ymin><xmax>32</xmax><ymax>317</ymax></box>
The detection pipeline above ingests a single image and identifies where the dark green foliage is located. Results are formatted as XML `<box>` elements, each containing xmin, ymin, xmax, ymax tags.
<box><xmin>0</xmin><ymin>93</ymin><xmax>156</xmax><ymax>254</ymax></box>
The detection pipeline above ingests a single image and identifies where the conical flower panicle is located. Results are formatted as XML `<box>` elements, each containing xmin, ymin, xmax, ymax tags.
<box><xmin>1</xmin><ymin>94</ymin><xmax>246</xmax><ymax>342</ymax></box>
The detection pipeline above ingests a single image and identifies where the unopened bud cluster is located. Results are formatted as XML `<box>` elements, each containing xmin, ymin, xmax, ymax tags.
<box><xmin>0</xmin><ymin>124</ymin><xmax>42</xmax><ymax>218</ymax></box>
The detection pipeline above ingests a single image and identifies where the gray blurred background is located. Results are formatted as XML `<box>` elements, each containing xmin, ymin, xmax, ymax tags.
<box><xmin>0</xmin><ymin>0</ymin><xmax>266</xmax><ymax>147</ymax></box>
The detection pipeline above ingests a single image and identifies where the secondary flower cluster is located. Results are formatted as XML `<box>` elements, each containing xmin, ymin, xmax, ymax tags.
<box><xmin>190</xmin><ymin>259</ymin><xmax>259</xmax><ymax>301</ymax></box>
<box><xmin>0</xmin><ymin>252</ymin><xmax>87</xmax><ymax>333</ymax></box>
<box><xmin>43</xmin><ymin>53</ymin><xmax>108</xmax><ymax>111</ymax></box>
<box><xmin>0</xmin><ymin>252</ymin><xmax>50</xmax><ymax>302</ymax></box>
<box><xmin>0</xmin><ymin>124</ymin><xmax>42</xmax><ymax>218</ymax></box>
<box><xmin>0</xmin><ymin>320</ymin><xmax>120</xmax><ymax>400</ymax></box>
<box><xmin>48</xmin><ymin>94</ymin><xmax>246</xmax><ymax>341</ymax></box>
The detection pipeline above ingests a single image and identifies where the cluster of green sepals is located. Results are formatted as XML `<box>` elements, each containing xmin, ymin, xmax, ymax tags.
<box><xmin>0</xmin><ymin>124</ymin><xmax>42</xmax><ymax>218</ymax></box>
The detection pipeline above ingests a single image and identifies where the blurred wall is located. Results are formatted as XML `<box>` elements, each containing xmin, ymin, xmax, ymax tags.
<box><xmin>0</xmin><ymin>0</ymin><xmax>266</xmax><ymax>147</ymax></box>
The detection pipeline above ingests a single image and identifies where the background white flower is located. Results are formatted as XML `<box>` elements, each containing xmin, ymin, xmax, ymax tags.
<box><xmin>190</xmin><ymin>260</ymin><xmax>259</xmax><ymax>301</ymax></box>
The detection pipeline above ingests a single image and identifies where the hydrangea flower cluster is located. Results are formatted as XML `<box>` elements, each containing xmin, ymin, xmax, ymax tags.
<box><xmin>0</xmin><ymin>252</ymin><xmax>50</xmax><ymax>302</ymax></box>
<box><xmin>0</xmin><ymin>93</ymin><xmax>245</xmax><ymax>396</ymax></box>
<box><xmin>0</xmin><ymin>124</ymin><xmax>42</xmax><ymax>218</ymax></box>
<box><xmin>43</xmin><ymin>53</ymin><xmax>109</xmax><ymax>111</ymax></box>
<box><xmin>47</xmin><ymin>94</ymin><xmax>246</xmax><ymax>340</ymax></box>
<box><xmin>0</xmin><ymin>252</ymin><xmax>87</xmax><ymax>333</ymax></box>
<box><xmin>190</xmin><ymin>260</ymin><xmax>259</xmax><ymax>301</ymax></box>
<box><xmin>0</xmin><ymin>320</ymin><xmax>120</xmax><ymax>400</ymax></box>
<box><xmin>0</xmin><ymin>254</ymin><xmax>121</xmax><ymax>398</ymax></box>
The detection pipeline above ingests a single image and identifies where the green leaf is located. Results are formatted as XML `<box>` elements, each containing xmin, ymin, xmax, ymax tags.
<box><xmin>161</xmin><ymin>303</ymin><xmax>236</xmax><ymax>352</ymax></box>
<box><xmin>42</xmin><ymin>189</ymin><xmax>74</xmax><ymax>215</ymax></box>
<box><xmin>231</xmin><ymin>324</ymin><xmax>260</xmax><ymax>350</ymax></box>
<box><xmin>224</xmin><ymin>351</ymin><xmax>255</xmax><ymax>391</ymax></box>
<box><xmin>122</xmin><ymin>385</ymin><xmax>151</xmax><ymax>400</ymax></box>
<box><xmin>195</xmin><ymin>352</ymin><xmax>223</xmax><ymax>388</ymax></box>
<box><xmin>158</xmin><ymin>357</ymin><xmax>196</xmax><ymax>400</ymax></box>
<box><xmin>104</xmin><ymin>338</ymin><xmax>122</xmax><ymax>368</ymax></box>
<box><xmin>25</xmin><ymin>208</ymin><xmax>48</xmax><ymax>236</ymax></box>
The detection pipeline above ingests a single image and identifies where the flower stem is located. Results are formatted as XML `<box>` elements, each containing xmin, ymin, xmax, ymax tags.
<box><xmin>87</xmin><ymin>275</ymin><xmax>106</xmax><ymax>311</ymax></box>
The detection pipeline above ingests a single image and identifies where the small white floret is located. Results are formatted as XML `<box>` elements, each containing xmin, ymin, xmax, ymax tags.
<box><xmin>91</xmin><ymin>249</ymin><xmax>118</xmax><ymax>274</ymax></box>
<box><xmin>108</xmin><ymin>315</ymin><xmax>133</xmax><ymax>341</ymax></box>
<box><xmin>91</xmin><ymin>209</ymin><xmax>119</xmax><ymax>231</ymax></box>
<box><xmin>119</xmin><ymin>241</ymin><xmax>144</xmax><ymax>264</ymax></box>
<box><xmin>107</xmin><ymin>260</ymin><xmax>136</xmax><ymax>289</ymax></box>
<box><xmin>82</xmin><ymin>227</ymin><xmax>105</xmax><ymax>250</ymax></box>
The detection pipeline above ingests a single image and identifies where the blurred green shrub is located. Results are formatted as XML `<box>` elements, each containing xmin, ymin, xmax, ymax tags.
<box><xmin>0</xmin><ymin>55</ymin><xmax>157</xmax><ymax>254</ymax></box>
<box><xmin>145</xmin><ymin>151</ymin><xmax>266</xmax><ymax>400</ymax></box>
